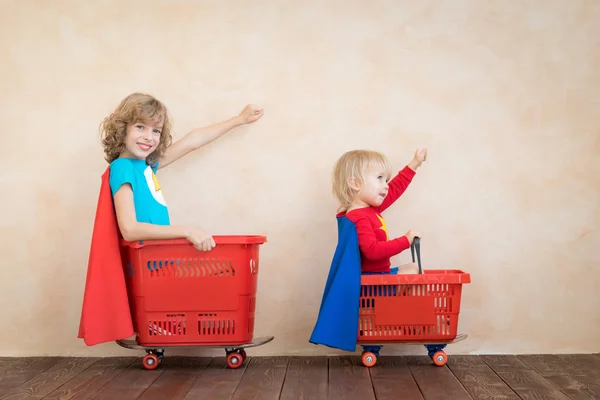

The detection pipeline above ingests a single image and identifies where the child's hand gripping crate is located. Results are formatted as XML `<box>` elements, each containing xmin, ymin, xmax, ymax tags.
<box><xmin>357</xmin><ymin>238</ymin><xmax>471</xmax><ymax>367</ymax></box>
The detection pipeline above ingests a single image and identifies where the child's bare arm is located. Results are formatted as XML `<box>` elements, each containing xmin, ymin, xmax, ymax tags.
<box><xmin>158</xmin><ymin>104</ymin><xmax>263</xmax><ymax>169</ymax></box>
<box><xmin>113</xmin><ymin>184</ymin><xmax>215</xmax><ymax>251</ymax></box>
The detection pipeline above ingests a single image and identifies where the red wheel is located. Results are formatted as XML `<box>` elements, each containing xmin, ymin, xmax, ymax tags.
<box><xmin>238</xmin><ymin>349</ymin><xmax>247</xmax><ymax>361</ymax></box>
<box><xmin>361</xmin><ymin>351</ymin><xmax>377</xmax><ymax>367</ymax></box>
<box><xmin>142</xmin><ymin>354</ymin><xmax>159</xmax><ymax>370</ymax></box>
<box><xmin>227</xmin><ymin>352</ymin><xmax>244</xmax><ymax>369</ymax></box>
<box><xmin>432</xmin><ymin>351</ymin><xmax>448</xmax><ymax>366</ymax></box>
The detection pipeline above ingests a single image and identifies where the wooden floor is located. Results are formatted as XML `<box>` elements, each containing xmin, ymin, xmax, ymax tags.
<box><xmin>1</xmin><ymin>354</ymin><xmax>599</xmax><ymax>399</ymax></box>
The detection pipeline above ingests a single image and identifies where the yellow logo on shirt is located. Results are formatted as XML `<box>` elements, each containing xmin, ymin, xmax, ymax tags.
<box><xmin>151</xmin><ymin>171</ymin><xmax>161</xmax><ymax>192</ymax></box>
<box><xmin>376</xmin><ymin>214</ymin><xmax>389</xmax><ymax>240</ymax></box>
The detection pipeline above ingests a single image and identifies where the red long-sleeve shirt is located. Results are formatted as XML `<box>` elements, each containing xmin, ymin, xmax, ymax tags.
<box><xmin>340</xmin><ymin>166</ymin><xmax>416</xmax><ymax>273</ymax></box>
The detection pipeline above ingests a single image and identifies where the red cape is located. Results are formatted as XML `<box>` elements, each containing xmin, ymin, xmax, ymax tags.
<box><xmin>77</xmin><ymin>166</ymin><xmax>134</xmax><ymax>346</ymax></box>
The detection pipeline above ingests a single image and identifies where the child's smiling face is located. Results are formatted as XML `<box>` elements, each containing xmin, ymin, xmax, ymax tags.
<box><xmin>121</xmin><ymin>120</ymin><xmax>163</xmax><ymax>160</ymax></box>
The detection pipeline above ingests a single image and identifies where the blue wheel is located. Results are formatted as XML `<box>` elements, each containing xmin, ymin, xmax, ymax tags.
<box><xmin>425</xmin><ymin>344</ymin><xmax>447</xmax><ymax>358</ymax></box>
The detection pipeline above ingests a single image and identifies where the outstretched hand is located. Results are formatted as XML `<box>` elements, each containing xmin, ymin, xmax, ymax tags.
<box><xmin>238</xmin><ymin>104</ymin><xmax>264</xmax><ymax>124</ymax></box>
<box><xmin>409</xmin><ymin>148</ymin><xmax>428</xmax><ymax>170</ymax></box>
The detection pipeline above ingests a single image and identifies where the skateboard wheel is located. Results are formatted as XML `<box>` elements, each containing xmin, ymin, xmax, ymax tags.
<box><xmin>361</xmin><ymin>351</ymin><xmax>377</xmax><ymax>367</ymax></box>
<box><xmin>238</xmin><ymin>349</ymin><xmax>247</xmax><ymax>361</ymax></box>
<box><xmin>227</xmin><ymin>352</ymin><xmax>244</xmax><ymax>369</ymax></box>
<box><xmin>432</xmin><ymin>351</ymin><xmax>448</xmax><ymax>367</ymax></box>
<box><xmin>142</xmin><ymin>354</ymin><xmax>159</xmax><ymax>370</ymax></box>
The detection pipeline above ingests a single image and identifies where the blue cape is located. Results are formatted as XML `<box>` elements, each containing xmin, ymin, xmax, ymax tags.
<box><xmin>309</xmin><ymin>215</ymin><xmax>361</xmax><ymax>352</ymax></box>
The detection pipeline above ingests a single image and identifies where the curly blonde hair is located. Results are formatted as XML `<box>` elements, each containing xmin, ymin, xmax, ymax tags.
<box><xmin>332</xmin><ymin>150</ymin><xmax>392</xmax><ymax>212</ymax></box>
<box><xmin>100</xmin><ymin>93</ymin><xmax>173</xmax><ymax>164</ymax></box>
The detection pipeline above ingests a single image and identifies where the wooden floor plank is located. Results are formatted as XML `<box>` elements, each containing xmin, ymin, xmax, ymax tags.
<box><xmin>0</xmin><ymin>357</ymin><xmax>62</xmax><ymax>393</ymax></box>
<box><xmin>448</xmin><ymin>356</ymin><xmax>519</xmax><ymax>399</ymax></box>
<box><xmin>492</xmin><ymin>370</ymin><xmax>571</xmax><ymax>400</ymax></box>
<box><xmin>556</xmin><ymin>354</ymin><xmax>600</xmax><ymax>385</ymax></box>
<box><xmin>369</xmin><ymin>356</ymin><xmax>424</xmax><ymax>400</ymax></box>
<box><xmin>0</xmin><ymin>357</ymin><xmax>98</xmax><ymax>400</ymax></box>
<box><xmin>43</xmin><ymin>357</ymin><xmax>135</xmax><ymax>400</ymax></box>
<box><xmin>405</xmin><ymin>356</ymin><xmax>472</xmax><ymax>400</ymax></box>
<box><xmin>532</xmin><ymin>373</ymin><xmax>600</xmax><ymax>400</ymax></box>
<box><xmin>519</xmin><ymin>355</ymin><xmax>577</xmax><ymax>375</ymax></box>
<box><xmin>136</xmin><ymin>357</ymin><xmax>211</xmax><ymax>400</ymax></box>
<box><xmin>447</xmin><ymin>355</ymin><xmax>491</xmax><ymax>370</ymax></box>
<box><xmin>519</xmin><ymin>355</ymin><xmax>600</xmax><ymax>400</ymax></box>
<box><xmin>328</xmin><ymin>356</ymin><xmax>376</xmax><ymax>400</ymax></box>
<box><xmin>0</xmin><ymin>358</ymin><xmax>43</xmax><ymax>371</ymax></box>
<box><xmin>0</xmin><ymin>354</ymin><xmax>598</xmax><ymax>400</ymax></box>
<box><xmin>483</xmin><ymin>356</ymin><xmax>571</xmax><ymax>400</ymax></box>
<box><xmin>557</xmin><ymin>354</ymin><xmax>600</xmax><ymax>374</ymax></box>
<box><xmin>479</xmin><ymin>355</ymin><xmax>533</xmax><ymax>371</ymax></box>
<box><xmin>88</xmin><ymin>358</ymin><xmax>164</xmax><ymax>400</ymax></box>
<box><xmin>230</xmin><ymin>356</ymin><xmax>289</xmax><ymax>400</ymax></box>
<box><xmin>182</xmin><ymin>357</ymin><xmax>248</xmax><ymax>400</ymax></box>
<box><xmin>279</xmin><ymin>356</ymin><xmax>328</xmax><ymax>400</ymax></box>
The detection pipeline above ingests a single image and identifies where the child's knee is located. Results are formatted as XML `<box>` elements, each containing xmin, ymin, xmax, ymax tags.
<box><xmin>398</xmin><ymin>262</ymin><xmax>420</xmax><ymax>274</ymax></box>
<box><xmin>408</xmin><ymin>262</ymin><xmax>420</xmax><ymax>274</ymax></box>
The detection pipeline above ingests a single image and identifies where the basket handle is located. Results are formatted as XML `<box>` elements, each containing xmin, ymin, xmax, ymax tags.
<box><xmin>410</xmin><ymin>236</ymin><xmax>423</xmax><ymax>274</ymax></box>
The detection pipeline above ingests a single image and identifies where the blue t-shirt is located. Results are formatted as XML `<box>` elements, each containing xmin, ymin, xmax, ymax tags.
<box><xmin>109</xmin><ymin>158</ymin><xmax>171</xmax><ymax>225</ymax></box>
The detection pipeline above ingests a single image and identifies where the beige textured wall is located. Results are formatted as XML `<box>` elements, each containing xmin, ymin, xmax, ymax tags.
<box><xmin>1</xmin><ymin>0</ymin><xmax>599</xmax><ymax>357</ymax></box>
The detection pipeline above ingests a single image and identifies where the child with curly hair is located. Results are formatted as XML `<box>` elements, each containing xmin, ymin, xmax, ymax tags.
<box><xmin>101</xmin><ymin>92</ymin><xmax>263</xmax><ymax>251</ymax></box>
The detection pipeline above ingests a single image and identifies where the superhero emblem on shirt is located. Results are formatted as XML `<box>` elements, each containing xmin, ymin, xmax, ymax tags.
<box><xmin>376</xmin><ymin>214</ymin><xmax>389</xmax><ymax>240</ymax></box>
<box><xmin>151</xmin><ymin>171</ymin><xmax>161</xmax><ymax>191</ymax></box>
<box><xmin>143</xmin><ymin>167</ymin><xmax>167</xmax><ymax>206</ymax></box>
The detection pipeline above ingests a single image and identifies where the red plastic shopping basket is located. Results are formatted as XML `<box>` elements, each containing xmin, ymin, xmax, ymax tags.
<box><xmin>119</xmin><ymin>235</ymin><xmax>267</xmax><ymax>347</ymax></box>
<box><xmin>358</xmin><ymin>270</ymin><xmax>471</xmax><ymax>343</ymax></box>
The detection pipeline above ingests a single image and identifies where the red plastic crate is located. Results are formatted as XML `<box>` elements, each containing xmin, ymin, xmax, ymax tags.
<box><xmin>119</xmin><ymin>235</ymin><xmax>267</xmax><ymax>347</ymax></box>
<box><xmin>357</xmin><ymin>270</ymin><xmax>471</xmax><ymax>343</ymax></box>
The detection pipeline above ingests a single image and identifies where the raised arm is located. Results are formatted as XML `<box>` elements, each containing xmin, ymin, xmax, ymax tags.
<box><xmin>158</xmin><ymin>104</ymin><xmax>263</xmax><ymax>169</ymax></box>
<box><xmin>375</xmin><ymin>148</ymin><xmax>427</xmax><ymax>213</ymax></box>
<box><xmin>375</xmin><ymin>166</ymin><xmax>415</xmax><ymax>213</ymax></box>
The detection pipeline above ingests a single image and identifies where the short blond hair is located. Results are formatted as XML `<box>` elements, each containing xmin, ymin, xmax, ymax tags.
<box><xmin>332</xmin><ymin>150</ymin><xmax>392</xmax><ymax>212</ymax></box>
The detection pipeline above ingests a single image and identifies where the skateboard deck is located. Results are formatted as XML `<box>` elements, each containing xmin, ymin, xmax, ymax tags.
<box><xmin>358</xmin><ymin>334</ymin><xmax>467</xmax><ymax>367</ymax></box>
<box><xmin>359</xmin><ymin>333</ymin><xmax>467</xmax><ymax>347</ymax></box>
<box><xmin>116</xmin><ymin>335</ymin><xmax>274</xmax><ymax>350</ymax></box>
